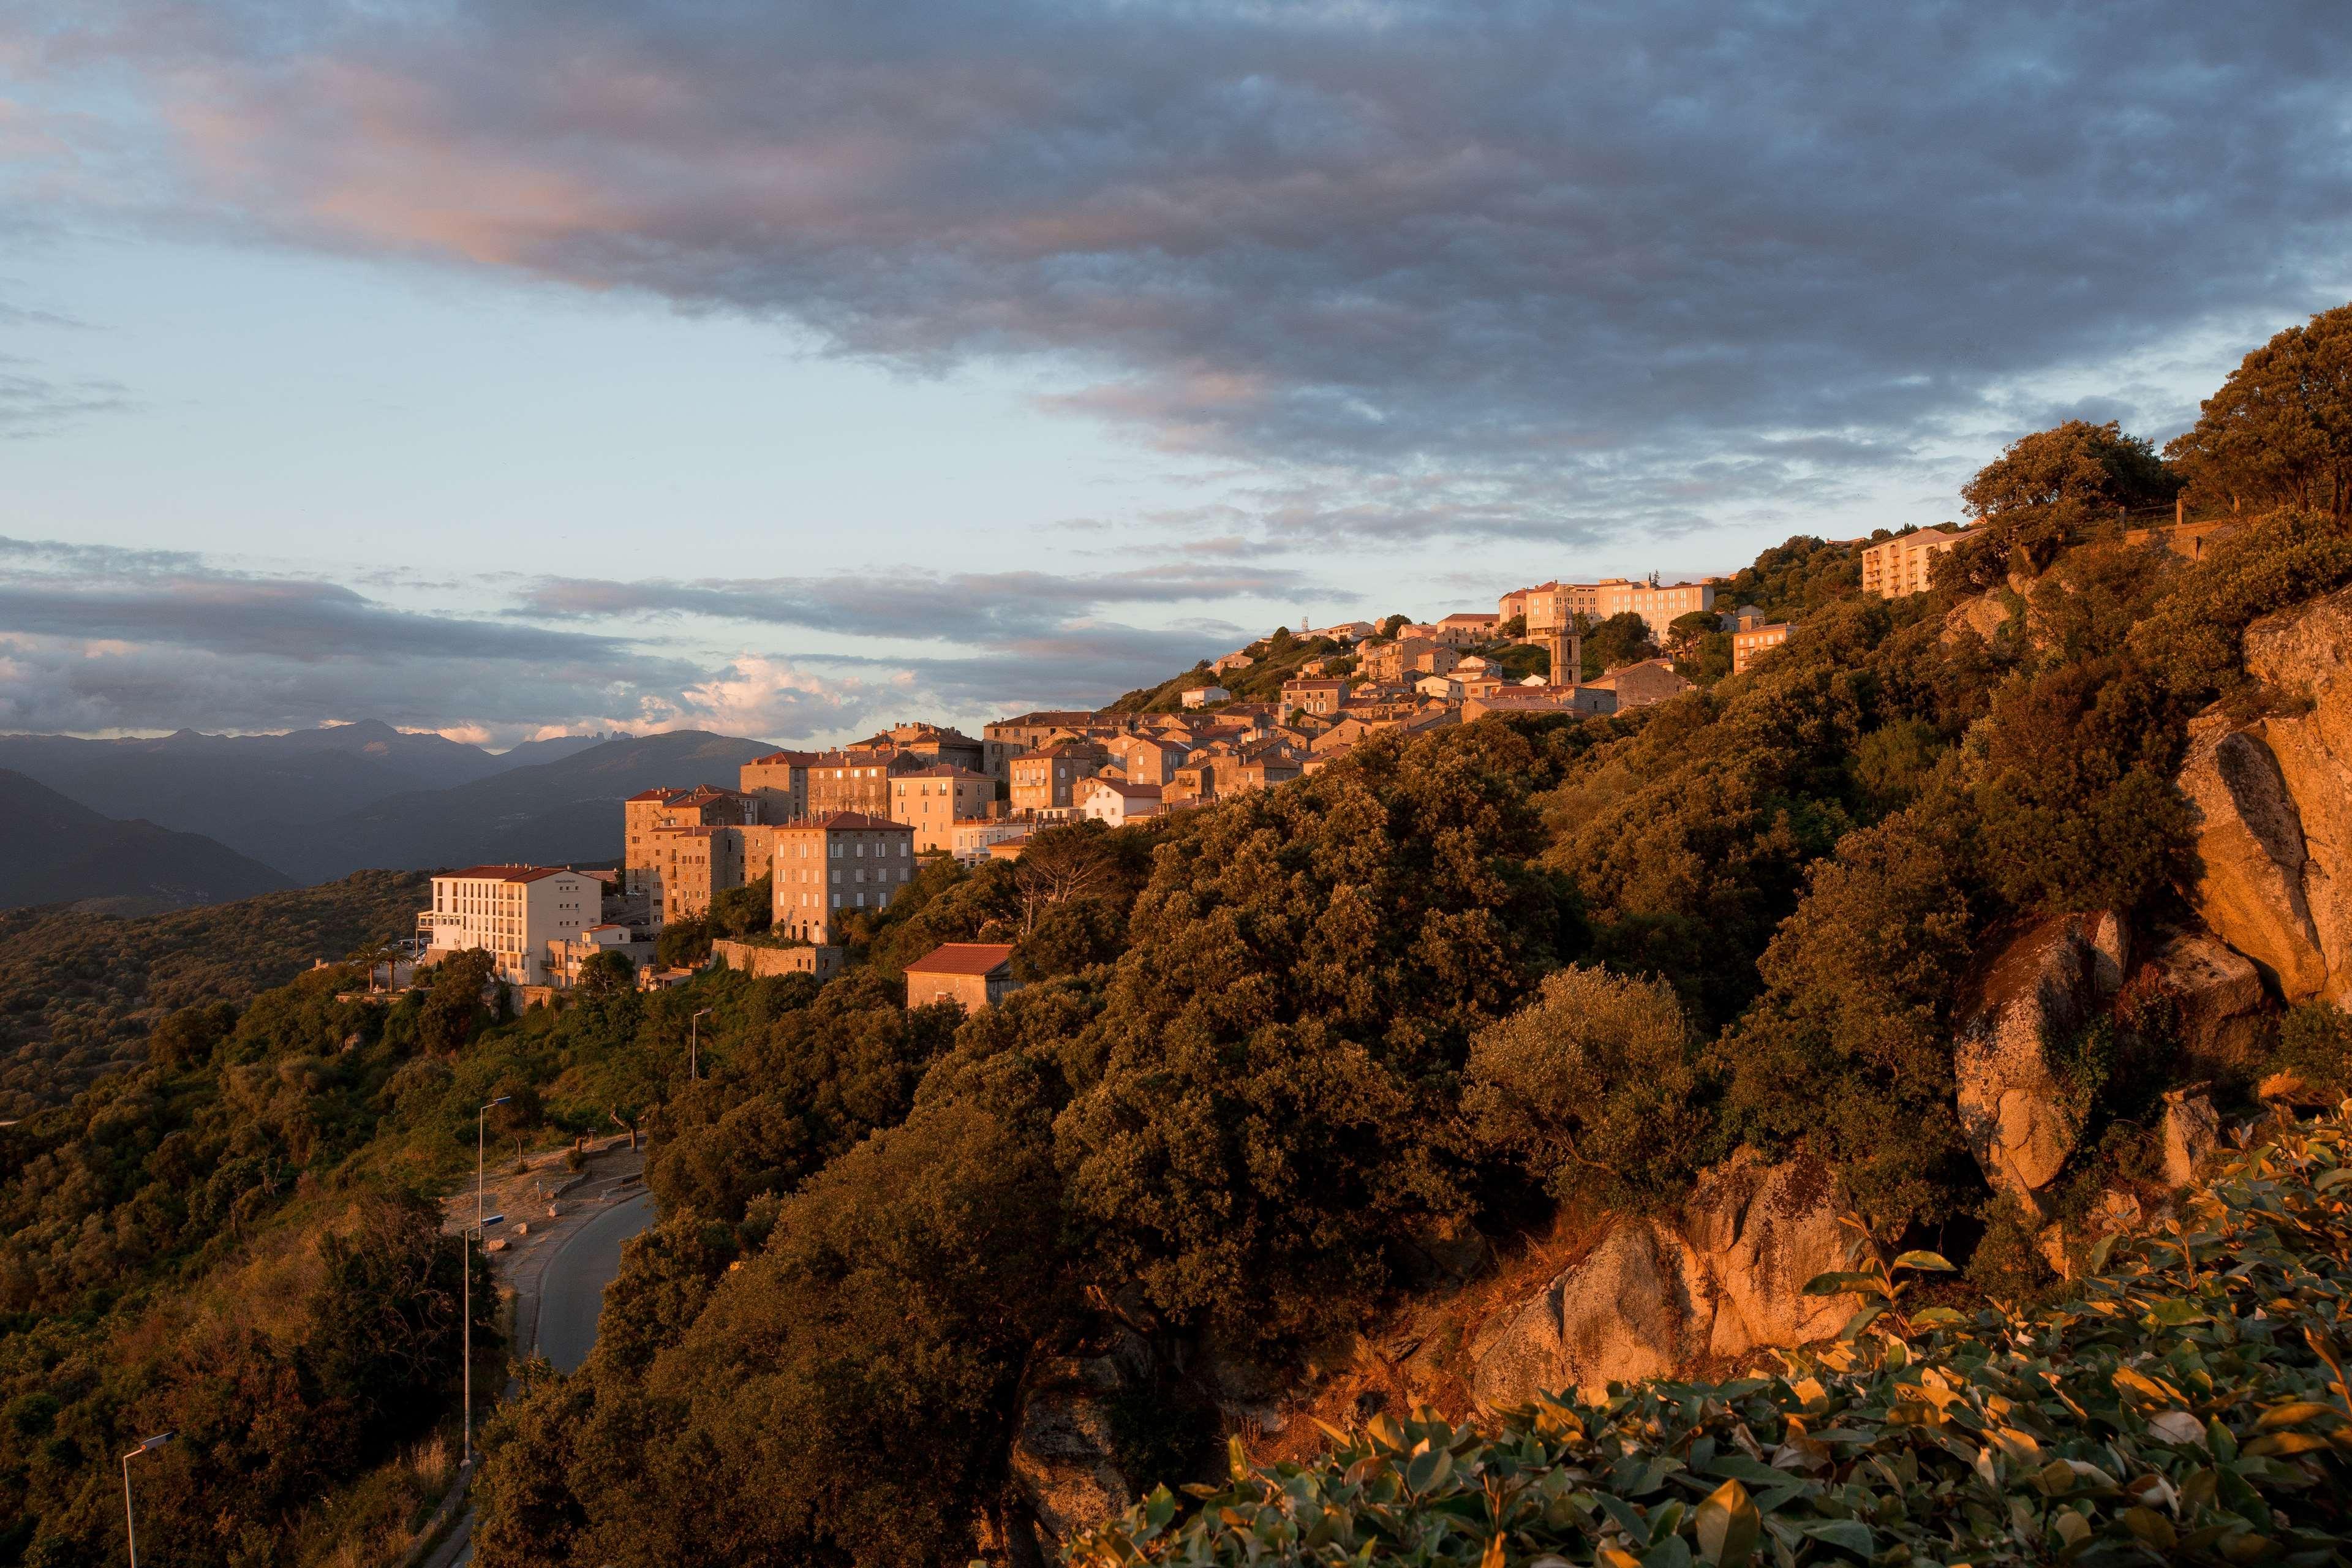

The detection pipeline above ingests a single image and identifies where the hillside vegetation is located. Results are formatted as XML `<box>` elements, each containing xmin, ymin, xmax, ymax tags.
<box><xmin>7</xmin><ymin>307</ymin><xmax>2352</xmax><ymax>1568</ymax></box>
<box><xmin>0</xmin><ymin>870</ymin><xmax>427</xmax><ymax>1118</ymax></box>
<box><xmin>0</xmin><ymin>769</ymin><xmax>292</xmax><ymax>914</ymax></box>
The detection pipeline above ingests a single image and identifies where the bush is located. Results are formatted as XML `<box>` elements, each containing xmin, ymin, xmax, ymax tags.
<box><xmin>1463</xmin><ymin>965</ymin><xmax>1721</xmax><ymax>1210</ymax></box>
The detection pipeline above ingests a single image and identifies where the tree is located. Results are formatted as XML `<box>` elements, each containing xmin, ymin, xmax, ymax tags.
<box><xmin>490</xmin><ymin>1081</ymin><xmax>545</xmax><ymax>1164</ymax></box>
<box><xmin>1581</xmin><ymin>611</ymin><xmax>1654</xmax><ymax>678</ymax></box>
<box><xmin>1463</xmin><ymin>966</ymin><xmax>1722</xmax><ymax>1210</ymax></box>
<box><xmin>708</xmin><ymin>876</ymin><xmax>772</xmax><ymax>938</ymax></box>
<box><xmin>1664</xmin><ymin>609</ymin><xmax>1721</xmax><ymax>660</ymax></box>
<box><xmin>2166</xmin><ymin>303</ymin><xmax>2352</xmax><ymax>518</ymax></box>
<box><xmin>1952</xmin><ymin>419</ymin><xmax>2179</xmax><ymax>584</ymax></box>
<box><xmin>418</xmin><ymin>949</ymin><xmax>496</xmax><ymax>1055</ymax></box>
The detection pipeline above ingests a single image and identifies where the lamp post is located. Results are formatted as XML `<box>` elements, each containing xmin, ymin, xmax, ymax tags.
<box><xmin>121</xmin><ymin>1431</ymin><xmax>172</xmax><ymax>1567</ymax></box>
<box><xmin>477</xmin><ymin>1096</ymin><xmax>510</xmax><ymax>1232</ymax></box>
<box><xmin>461</xmin><ymin>1211</ymin><xmax>503</xmax><ymax>1468</ymax></box>
<box><xmin>690</xmin><ymin>1008</ymin><xmax>712</xmax><ymax>1082</ymax></box>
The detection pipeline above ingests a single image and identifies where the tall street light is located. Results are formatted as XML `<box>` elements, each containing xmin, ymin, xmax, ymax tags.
<box><xmin>477</xmin><ymin>1096</ymin><xmax>510</xmax><ymax>1232</ymax></box>
<box><xmin>690</xmin><ymin>1008</ymin><xmax>712</xmax><ymax>1083</ymax></box>
<box><xmin>121</xmin><ymin>1431</ymin><xmax>172</xmax><ymax>1567</ymax></box>
<box><xmin>461</xmin><ymin>1210</ymin><xmax>503</xmax><ymax>1469</ymax></box>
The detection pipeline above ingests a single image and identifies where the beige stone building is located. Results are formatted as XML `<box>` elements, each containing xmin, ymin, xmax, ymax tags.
<box><xmin>1105</xmin><ymin>733</ymin><xmax>1189</xmax><ymax>786</ymax></box>
<box><xmin>1585</xmin><ymin>658</ymin><xmax>1694</xmax><ymax>709</ymax></box>
<box><xmin>1860</xmin><ymin>527</ymin><xmax>1965</xmax><ymax>598</ymax></box>
<box><xmin>1280</xmin><ymin>677</ymin><xmax>1347</xmax><ymax>716</ymax></box>
<box><xmin>1732</xmin><ymin>622</ymin><xmax>1792</xmax><ymax>673</ymax></box>
<box><xmin>952</xmin><ymin>818</ymin><xmax>1030</xmax><ymax>865</ymax></box>
<box><xmin>769</xmin><ymin>812</ymin><xmax>918</xmax><ymax>944</ymax></box>
<box><xmin>643</xmin><ymin>822</ymin><xmax>779</xmax><ymax>927</ymax></box>
<box><xmin>890</xmin><ymin>764</ymin><xmax>997</xmax><ymax>852</ymax></box>
<box><xmin>624</xmin><ymin>785</ymin><xmax>757</xmax><ymax>913</ymax></box>
<box><xmin>904</xmin><ymin>942</ymin><xmax>1020</xmax><ymax>1012</ymax></box>
<box><xmin>709</xmin><ymin>938</ymin><xmax>843</xmax><ymax>982</ymax></box>
<box><xmin>1434</xmin><ymin>612</ymin><xmax>1501</xmax><ymax>646</ymax></box>
<box><xmin>419</xmin><ymin>865</ymin><xmax>604</xmax><ymax>987</ymax></box>
<box><xmin>736</xmin><ymin>752</ymin><xmax>812</xmax><ymax>820</ymax></box>
<box><xmin>1011</xmin><ymin>742</ymin><xmax>1109</xmax><ymax>814</ymax></box>
<box><xmin>1179</xmin><ymin>684</ymin><xmax>1229</xmax><ymax>709</ymax></box>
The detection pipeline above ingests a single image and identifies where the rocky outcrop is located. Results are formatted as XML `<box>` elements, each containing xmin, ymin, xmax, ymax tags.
<box><xmin>2243</xmin><ymin>584</ymin><xmax>2352</xmax><ymax>1004</ymax></box>
<box><xmin>1469</xmin><ymin>1154</ymin><xmax>1856</xmax><ymax>1408</ymax></box>
<box><xmin>1008</xmin><ymin>1346</ymin><xmax>1140</xmax><ymax>1548</ymax></box>
<box><xmin>1953</xmin><ymin>916</ymin><xmax>2099</xmax><ymax>1216</ymax></box>
<box><xmin>2175</xmin><ymin>584</ymin><xmax>2352</xmax><ymax>1005</ymax></box>
<box><xmin>2141</xmin><ymin>929</ymin><xmax>2266</xmax><ymax>1072</ymax></box>
<box><xmin>2162</xmin><ymin>1092</ymin><xmax>2221</xmax><ymax>1188</ymax></box>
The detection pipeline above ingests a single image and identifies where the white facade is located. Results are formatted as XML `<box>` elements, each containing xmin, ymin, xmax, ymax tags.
<box><xmin>1080</xmin><ymin>780</ymin><xmax>1164</xmax><ymax>826</ymax></box>
<box><xmin>1180</xmin><ymin>685</ymin><xmax>1230</xmax><ymax>709</ymax></box>
<box><xmin>420</xmin><ymin>866</ymin><xmax>602</xmax><ymax>986</ymax></box>
<box><xmin>952</xmin><ymin>818</ymin><xmax>1030</xmax><ymax>865</ymax></box>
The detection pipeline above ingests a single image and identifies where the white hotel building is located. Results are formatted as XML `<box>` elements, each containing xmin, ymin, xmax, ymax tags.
<box><xmin>418</xmin><ymin>864</ymin><xmax>603</xmax><ymax>986</ymax></box>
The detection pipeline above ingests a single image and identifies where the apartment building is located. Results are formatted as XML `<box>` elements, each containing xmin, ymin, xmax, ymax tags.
<box><xmin>769</xmin><ymin>812</ymin><xmax>918</xmax><ymax>944</ymax></box>
<box><xmin>1361</xmin><ymin>638</ymin><xmax>1459</xmax><ymax>684</ymax></box>
<box><xmin>890</xmin><ymin>764</ymin><xmax>996</xmax><ymax>853</ymax></box>
<box><xmin>624</xmin><ymin>785</ymin><xmax>756</xmax><ymax>907</ymax></box>
<box><xmin>1011</xmin><ymin>741</ymin><xmax>1109</xmax><ymax>814</ymax></box>
<box><xmin>642</xmin><ymin>823</ymin><xmax>779</xmax><ymax>927</ymax></box>
<box><xmin>1860</xmin><ymin>527</ymin><xmax>1964</xmax><ymax>598</ymax></box>
<box><xmin>1105</xmin><ymin>733</ymin><xmax>1189</xmax><ymax>785</ymax></box>
<box><xmin>1179</xmin><ymin>685</ymin><xmax>1229</xmax><ymax>709</ymax></box>
<box><xmin>986</xmin><ymin>711</ymin><xmax>1136</xmax><ymax>753</ymax></box>
<box><xmin>419</xmin><ymin>865</ymin><xmax>603</xmax><ymax>987</ymax></box>
<box><xmin>1732</xmin><ymin>622</ymin><xmax>1792</xmax><ymax>673</ymax></box>
<box><xmin>1280</xmin><ymin>677</ymin><xmax>1347</xmax><ymax>716</ymax></box>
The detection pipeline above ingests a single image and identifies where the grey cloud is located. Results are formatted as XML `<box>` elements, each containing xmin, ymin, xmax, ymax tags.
<box><xmin>0</xmin><ymin>361</ymin><xmax>130</xmax><ymax>435</ymax></box>
<box><xmin>17</xmin><ymin>0</ymin><xmax>2349</xmax><ymax>538</ymax></box>
<box><xmin>513</xmin><ymin>563</ymin><xmax>1302</xmax><ymax>644</ymax></box>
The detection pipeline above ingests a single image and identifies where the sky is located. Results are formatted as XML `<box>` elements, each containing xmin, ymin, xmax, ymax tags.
<box><xmin>4</xmin><ymin>0</ymin><xmax>2349</xmax><ymax>748</ymax></box>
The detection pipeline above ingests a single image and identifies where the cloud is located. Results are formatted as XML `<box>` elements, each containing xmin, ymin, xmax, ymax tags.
<box><xmin>0</xmin><ymin>537</ymin><xmax>1238</xmax><ymax>741</ymax></box>
<box><xmin>0</xmin><ymin>359</ymin><xmax>130</xmax><ymax>435</ymax></box>
<box><xmin>12</xmin><ymin>0</ymin><xmax>2350</xmax><ymax>537</ymax></box>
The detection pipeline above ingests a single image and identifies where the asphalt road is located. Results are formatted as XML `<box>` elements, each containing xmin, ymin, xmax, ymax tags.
<box><xmin>537</xmin><ymin>1186</ymin><xmax>660</xmax><ymax>1374</ymax></box>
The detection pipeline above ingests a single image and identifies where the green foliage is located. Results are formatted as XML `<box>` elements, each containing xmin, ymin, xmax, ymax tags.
<box><xmin>1580</xmin><ymin>611</ymin><xmax>1655</xmax><ymax>678</ymax></box>
<box><xmin>2130</xmin><ymin>508</ymin><xmax>2352</xmax><ymax>709</ymax></box>
<box><xmin>2277</xmin><ymin>1001</ymin><xmax>2352</xmax><ymax>1098</ymax></box>
<box><xmin>1463</xmin><ymin>965</ymin><xmax>1723</xmax><ymax>1210</ymax></box>
<box><xmin>2167</xmin><ymin>303</ymin><xmax>2352</xmax><ymax>517</ymax></box>
<box><xmin>652</xmin><ymin>914</ymin><xmax>713</xmax><ymax>969</ymax></box>
<box><xmin>1719</xmin><ymin>536</ymin><xmax>1862</xmax><ymax>622</ymax></box>
<box><xmin>707</xmin><ymin>873</ymin><xmax>771</xmax><ymax>937</ymax></box>
<box><xmin>1109</xmin><ymin>633</ymin><xmax>1348</xmax><ymax>713</ymax></box>
<box><xmin>475</xmin><ymin>1096</ymin><xmax>1068</xmax><ymax>1568</ymax></box>
<box><xmin>1951</xmin><ymin>418</ymin><xmax>2179</xmax><ymax>586</ymax></box>
<box><xmin>0</xmin><ymin>869</ymin><xmax>428</xmax><ymax>1117</ymax></box>
<box><xmin>1074</xmin><ymin>1109</ymin><xmax>2352</xmax><ymax>1567</ymax></box>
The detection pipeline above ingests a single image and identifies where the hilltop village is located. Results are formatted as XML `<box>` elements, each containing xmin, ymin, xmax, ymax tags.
<box><xmin>413</xmin><ymin>537</ymin><xmax>1972</xmax><ymax>998</ymax></box>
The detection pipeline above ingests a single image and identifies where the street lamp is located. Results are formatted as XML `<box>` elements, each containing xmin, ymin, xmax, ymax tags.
<box><xmin>477</xmin><ymin>1096</ymin><xmax>510</xmax><ymax>1232</ymax></box>
<box><xmin>461</xmin><ymin>1212</ymin><xmax>503</xmax><ymax>1468</ymax></box>
<box><xmin>690</xmin><ymin>1008</ymin><xmax>712</xmax><ymax>1082</ymax></box>
<box><xmin>121</xmin><ymin>1431</ymin><xmax>172</xmax><ymax>1567</ymax></box>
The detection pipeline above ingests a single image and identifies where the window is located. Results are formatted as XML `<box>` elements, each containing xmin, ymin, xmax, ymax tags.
<box><xmin>831</xmin><ymin>893</ymin><xmax>840</xmax><ymax>908</ymax></box>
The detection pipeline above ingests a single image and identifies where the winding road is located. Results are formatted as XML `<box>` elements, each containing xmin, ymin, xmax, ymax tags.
<box><xmin>536</xmin><ymin>1187</ymin><xmax>659</xmax><ymax>1373</ymax></box>
<box><xmin>423</xmin><ymin>1177</ymin><xmax>660</xmax><ymax>1568</ymax></box>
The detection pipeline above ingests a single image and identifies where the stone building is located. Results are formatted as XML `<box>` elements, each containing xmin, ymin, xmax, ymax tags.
<box><xmin>1279</xmin><ymin>677</ymin><xmax>1347</xmax><ymax>716</ymax></box>
<box><xmin>1011</xmin><ymin>742</ymin><xmax>1109</xmax><ymax>815</ymax></box>
<box><xmin>624</xmin><ymin>785</ymin><xmax>757</xmax><ymax>913</ymax></box>
<box><xmin>769</xmin><ymin>812</ymin><xmax>918</xmax><ymax>944</ymax></box>
<box><xmin>891</xmin><ymin>764</ymin><xmax>997</xmax><ymax>852</ymax></box>
<box><xmin>904</xmin><ymin>942</ymin><xmax>1020</xmax><ymax>1012</ymax></box>
<box><xmin>1732</xmin><ymin>622</ymin><xmax>1792</xmax><ymax>673</ymax></box>
<box><xmin>1080</xmin><ymin>778</ymin><xmax>1164</xmax><ymax>825</ymax></box>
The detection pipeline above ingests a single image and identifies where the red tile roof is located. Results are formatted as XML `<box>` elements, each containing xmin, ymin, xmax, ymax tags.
<box><xmin>905</xmin><ymin>942</ymin><xmax>1017</xmax><ymax>976</ymax></box>
<box><xmin>442</xmin><ymin>864</ymin><xmax>579</xmax><ymax>883</ymax></box>
<box><xmin>782</xmin><ymin>811</ymin><xmax>910</xmax><ymax>832</ymax></box>
<box><xmin>896</xmin><ymin>764</ymin><xmax>991</xmax><ymax>780</ymax></box>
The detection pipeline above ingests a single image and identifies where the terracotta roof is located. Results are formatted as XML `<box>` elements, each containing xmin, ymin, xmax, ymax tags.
<box><xmin>1090</xmin><ymin>780</ymin><xmax>1164</xmax><ymax>799</ymax></box>
<box><xmin>442</xmin><ymin>864</ymin><xmax>579</xmax><ymax>883</ymax></box>
<box><xmin>905</xmin><ymin>941</ymin><xmax>1017</xmax><ymax>977</ymax></box>
<box><xmin>896</xmin><ymin>764</ymin><xmax>990</xmax><ymax>780</ymax></box>
<box><xmin>625</xmin><ymin>788</ymin><xmax>680</xmax><ymax>802</ymax></box>
<box><xmin>748</xmin><ymin>749</ymin><xmax>819</xmax><ymax>766</ymax></box>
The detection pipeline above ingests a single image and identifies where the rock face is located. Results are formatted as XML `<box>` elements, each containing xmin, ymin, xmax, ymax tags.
<box><xmin>2141</xmin><ymin>929</ymin><xmax>2267</xmax><ymax>1071</ymax></box>
<box><xmin>2179</xmin><ymin>584</ymin><xmax>2352</xmax><ymax>1004</ymax></box>
<box><xmin>1008</xmin><ymin>1349</ymin><xmax>1137</xmax><ymax>1548</ymax></box>
<box><xmin>1953</xmin><ymin>916</ymin><xmax>2098</xmax><ymax>1215</ymax></box>
<box><xmin>2162</xmin><ymin>1093</ymin><xmax>2221</xmax><ymax>1188</ymax></box>
<box><xmin>1469</xmin><ymin>1154</ymin><xmax>1855</xmax><ymax>1408</ymax></box>
<box><xmin>2245</xmin><ymin>583</ymin><xmax>2352</xmax><ymax>1003</ymax></box>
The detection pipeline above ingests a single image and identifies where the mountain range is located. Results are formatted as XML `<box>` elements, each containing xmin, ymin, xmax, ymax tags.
<box><xmin>0</xmin><ymin>723</ymin><xmax>771</xmax><ymax>889</ymax></box>
<box><xmin>0</xmin><ymin>769</ymin><xmax>295</xmax><ymax>912</ymax></box>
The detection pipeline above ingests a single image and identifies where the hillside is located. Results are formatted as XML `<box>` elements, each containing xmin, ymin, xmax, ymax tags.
<box><xmin>0</xmin><ymin>868</ymin><xmax>428</xmax><ymax>1117</ymax></box>
<box><xmin>0</xmin><ymin>722</ymin><xmax>622</xmax><ymax>880</ymax></box>
<box><xmin>0</xmin><ymin>769</ymin><xmax>294</xmax><ymax>913</ymax></box>
<box><xmin>263</xmin><ymin>729</ymin><xmax>772</xmax><ymax>883</ymax></box>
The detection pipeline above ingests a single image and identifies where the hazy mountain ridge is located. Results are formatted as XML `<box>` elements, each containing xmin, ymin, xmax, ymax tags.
<box><xmin>0</xmin><ymin>769</ymin><xmax>295</xmax><ymax>913</ymax></box>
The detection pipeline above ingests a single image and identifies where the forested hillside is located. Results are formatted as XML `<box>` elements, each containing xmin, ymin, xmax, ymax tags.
<box><xmin>6</xmin><ymin>307</ymin><xmax>2352</xmax><ymax>1568</ymax></box>
<box><xmin>0</xmin><ymin>870</ymin><xmax>427</xmax><ymax>1118</ymax></box>
<box><xmin>0</xmin><ymin>770</ymin><xmax>293</xmax><ymax>914</ymax></box>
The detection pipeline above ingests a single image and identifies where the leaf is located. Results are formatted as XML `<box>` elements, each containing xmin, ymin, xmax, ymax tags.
<box><xmin>2244</xmin><ymin>1431</ymin><xmax>2335</xmax><ymax>1457</ymax></box>
<box><xmin>2255</xmin><ymin>1401</ymin><xmax>2348</xmax><ymax>1429</ymax></box>
<box><xmin>2123</xmin><ymin>1506</ymin><xmax>2177</xmax><ymax>1550</ymax></box>
<box><xmin>1835</xmin><ymin>1302</ymin><xmax>1887</xmax><ymax>1340</ymax></box>
<box><xmin>1909</xmin><ymin>1307</ymin><xmax>1966</xmax><ymax>1327</ymax></box>
<box><xmin>2145</xmin><ymin>1410</ymin><xmax>2207</xmax><ymax>1447</ymax></box>
<box><xmin>1480</xmin><ymin>1534</ymin><xmax>1508</xmax><ymax>1568</ymax></box>
<box><xmin>1694</xmin><ymin>1479</ymin><xmax>1761</xmax><ymax>1568</ymax></box>
<box><xmin>1890</xmin><ymin>1250</ymin><xmax>1955</xmax><ymax>1273</ymax></box>
<box><xmin>1802</xmin><ymin>1271</ymin><xmax>1883</xmax><ymax>1298</ymax></box>
<box><xmin>1597</xmin><ymin>1551</ymin><xmax>1643</xmax><ymax>1568</ymax></box>
<box><xmin>1227</xmin><ymin>1434</ymin><xmax>1250</xmax><ymax>1479</ymax></box>
<box><xmin>1643</xmin><ymin>1536</ymin><xmax>1694</xmax><ymax>1568</ymax></box>
<box><xmin>1798</xmin><ymin>1520</ymin><xmax>1875</xmax><ymax>1559</ymax></box>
